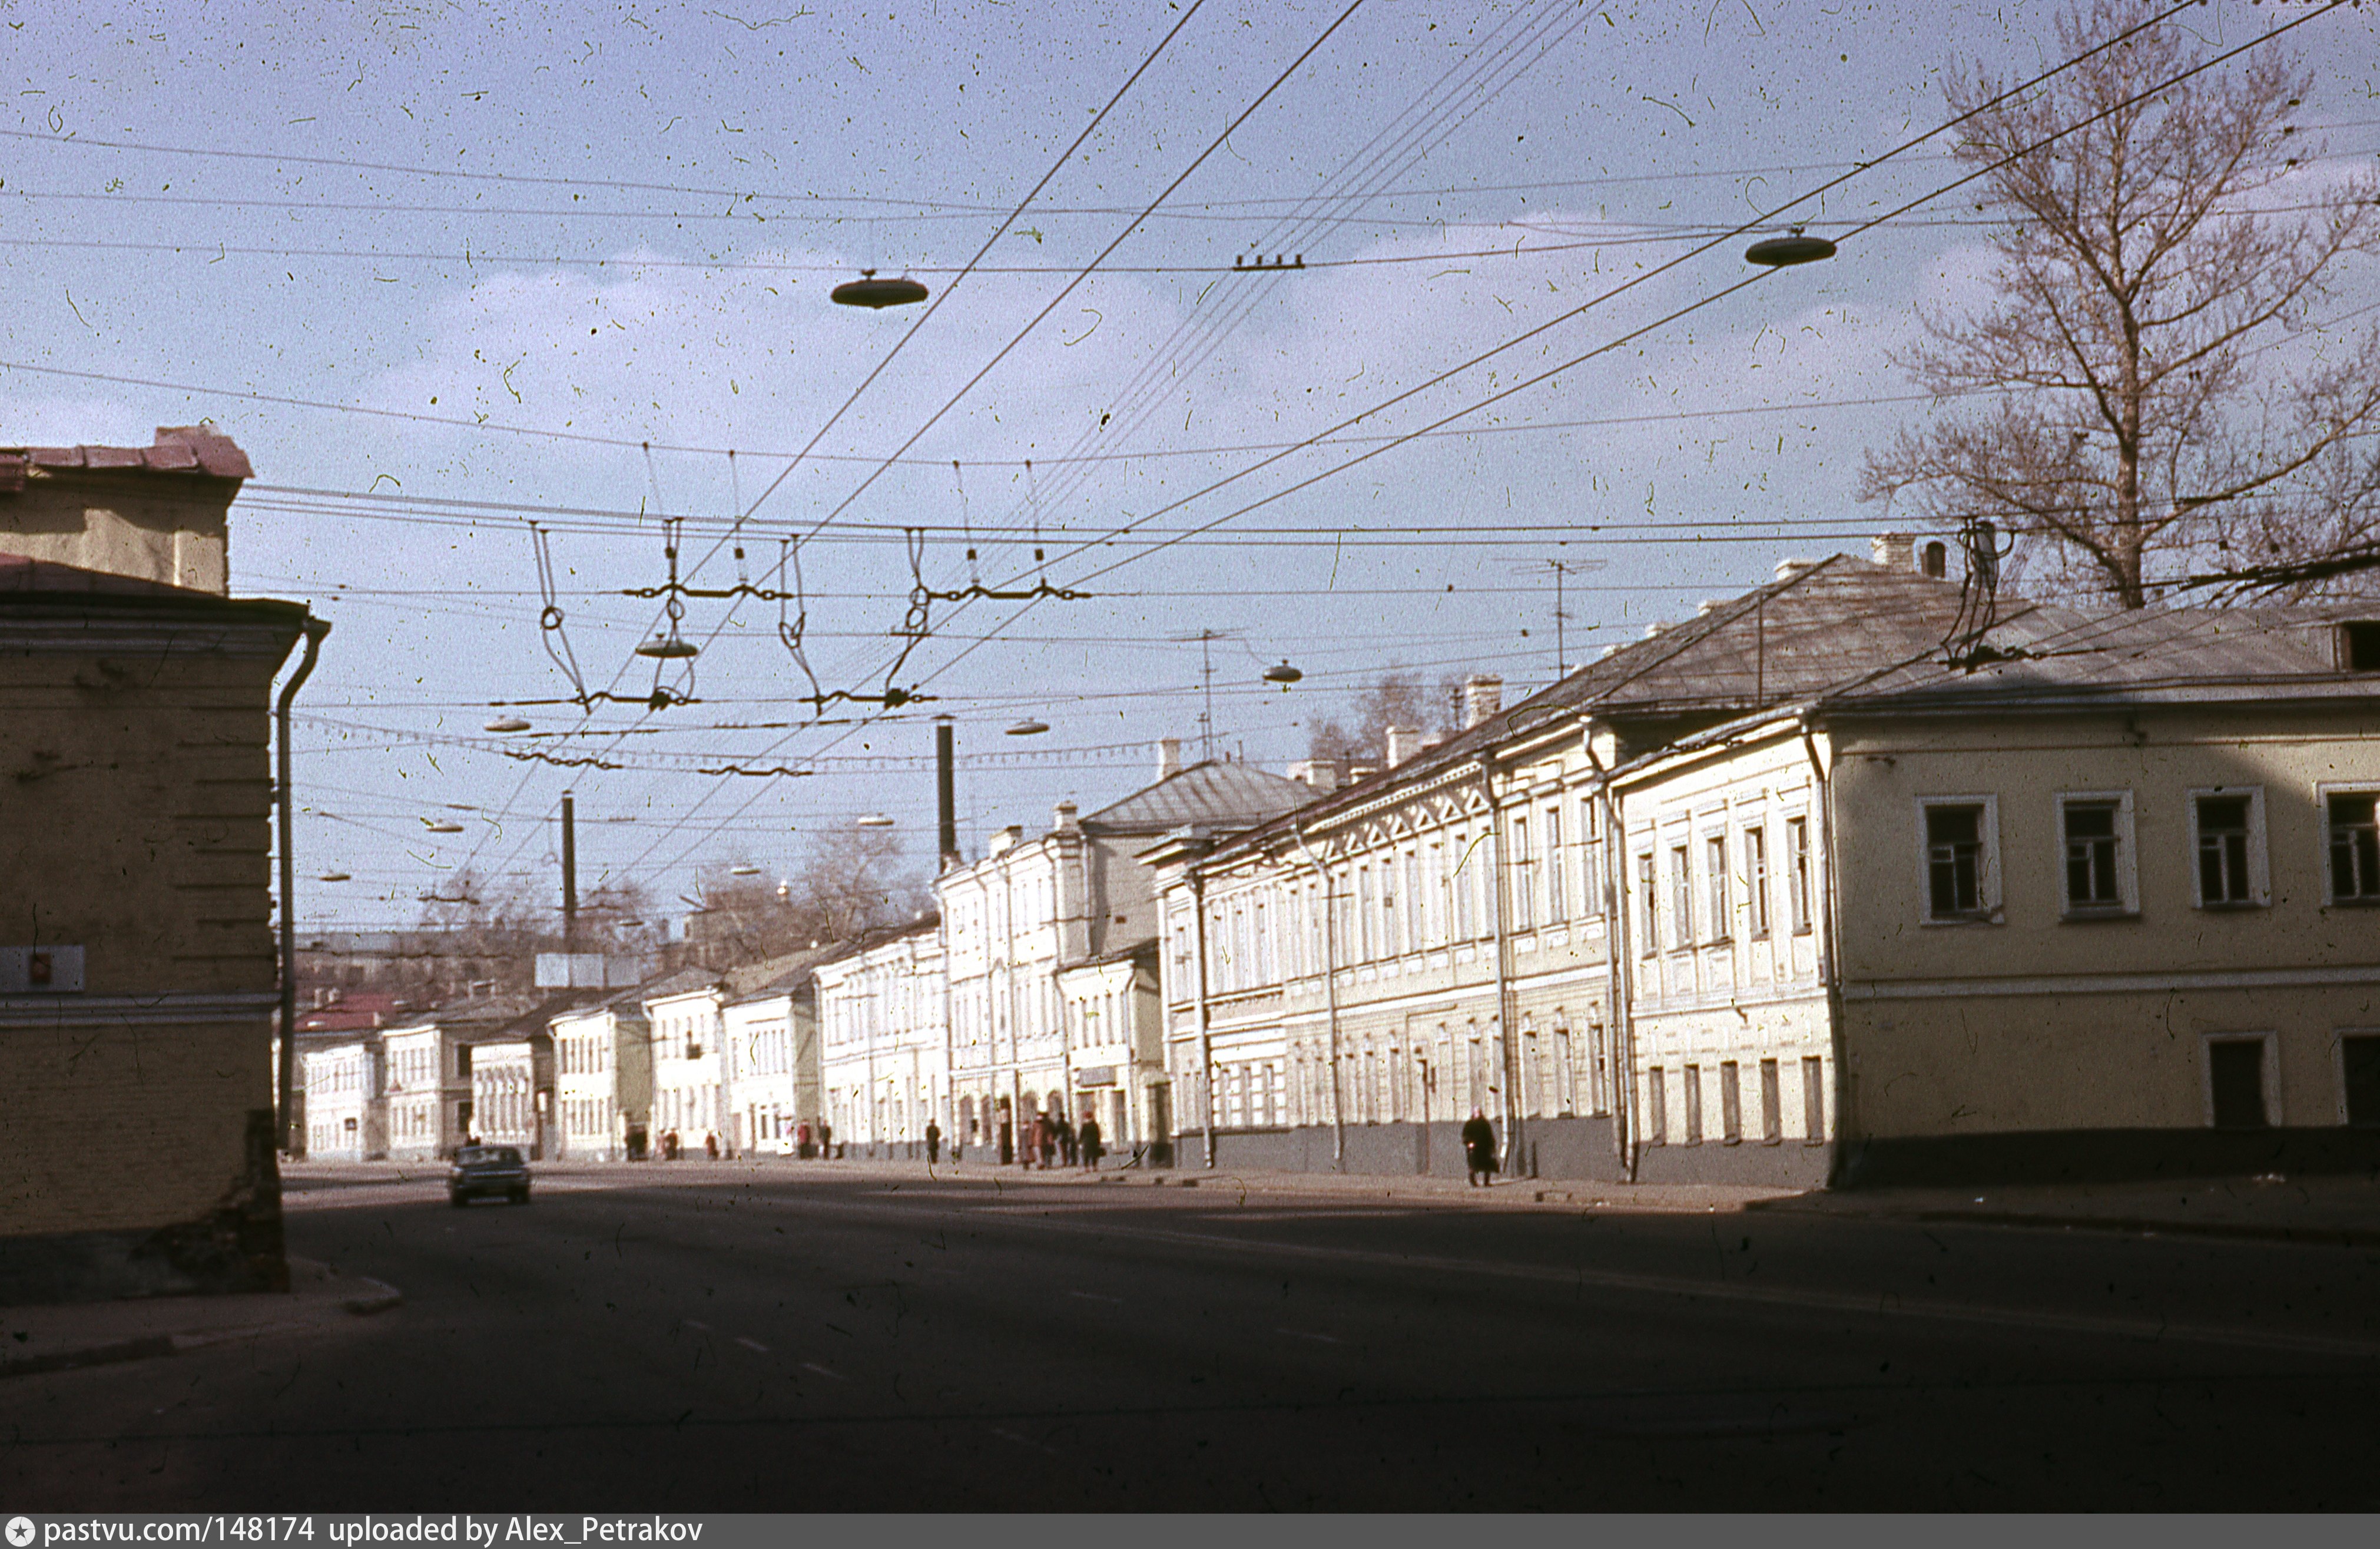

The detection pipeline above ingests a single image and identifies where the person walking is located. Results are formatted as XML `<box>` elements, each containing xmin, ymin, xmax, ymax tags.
<box><xmin>1079</xmin><ymin>1114</ymin><xmax>1103</xmax><ymax>1172</ymax></box>
<box><xmin>796</xmin><ymin>1119</ymin><xmax>813</xmax><ymax>1160</ymax></box>
<box><xmin>1056</xmin><ymin>1114</ymin><xmax>1077</xmax><ymax>1168</ymax></box>
<box><xmin>1461</xmin><ymin>1108</ymin><xmax>1497</xmax><ymax>1187</ymax></box>
<box><xmin>925</xmin><ymin>1119</ymin><xmax>942</xmax><ymax>1164</ymax></box>
<box><xmin>1029</xmin><ymin>1110</ymin><xmax>1053</xmax><ymax>1169</ymax></box>
<box><xmin>820</xmin><ymin>1121</ymin><xmax>834</xmax><ymax>1159</ymax></box>
<box><xmin>704</xmin><ymin>1130</ymin><xmax>720</xmax><ymax>1160</ymax></box>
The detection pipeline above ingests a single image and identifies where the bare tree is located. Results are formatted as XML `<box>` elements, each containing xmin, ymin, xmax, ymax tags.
<box><xmin>1859</xmin><ymin>0</ymin><xmax>2380</xmax><ymax>608</ymax></box>
<box><xmin>1307</xmin><ymin>670</ymin><xmax>1461</xmax><ymax>769</ymax></box>
<box><xmin>679</xmin><ymin>831</ymin><xmax>927</xmax><ymax>967</ymax></box>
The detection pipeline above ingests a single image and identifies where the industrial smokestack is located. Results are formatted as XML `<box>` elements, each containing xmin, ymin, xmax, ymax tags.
<box><xmin>561</xmin><ymin>789</ymin><xmax>578</xmax><ymax>948</ymax></box>
<box><xmin>936</xmin><ymin>717</ymin><xmax>959</xmax><ymax>871</ymax></box>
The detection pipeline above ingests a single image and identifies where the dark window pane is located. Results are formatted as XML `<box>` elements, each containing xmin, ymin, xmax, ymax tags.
<box><xmin>2209</xmin><ymin>1041</ymin><xmax>2269</xmax><ymax>1130</ymax></box>
<box><xmin>2345</xmin><ymin>1037</ymin><xmax>2380</xmax><ymax>1128</ymax></box>
<box><xmin>1927</xmin><ymin>806</ymin><xmax>1980</xmax><ymax>848</ymax></box>
<box><xmin>2064</xmin><ymin>805</ymin><xmax>2116</xmax><ymax>840</ymax></box>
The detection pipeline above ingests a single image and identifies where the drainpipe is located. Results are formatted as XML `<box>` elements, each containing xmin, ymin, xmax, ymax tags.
<box><xmin>1189</xmin><ymin>865</ymin><xmax>1215</xmax><ymax>1168</ymax></box>
<box><xmin>276</xmin><ymin>616</ymin><xmax>330</xmax><ymax>1154</ymax></box>
<box><xmin>1580</xmin><ymin>730</ymin><xmax>1636</xmax><ymax>1180</ymax></box>
<box><xmin>1288</xmin><ymin>817</ymin><xmax>1345</xmax><ymax>1172</ymax></box>
<box><xmin>1799</xmin><ymin>717</ymin><xmax>1849</xmax><ymax>1187</ymax></box>
<box><xmin>1482</xmin><ymin>760</ymin><xmax>1520</xmax><ymax>1178</ymax></box>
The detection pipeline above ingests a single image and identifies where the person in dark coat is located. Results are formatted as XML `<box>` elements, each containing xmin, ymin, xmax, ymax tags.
<box><xmin>1079</xmin><ymin>1116</ymin><xmax>1103</xmax><ymax>1172</ymax></box>
<box><xmin>925</xmin><ymin>1120</ymin><xmax>942</xmax><ymax>1164</ymax></box>
<box><xmin>1462</xmin><ymin>1108</ymin><xmax>1497</xmax><ymax>1187</ymax></box>
<box><xmin>1056</xmin><ymin>1115</ymin><xmax>1077</xmax><ymax>1168</ymax></box>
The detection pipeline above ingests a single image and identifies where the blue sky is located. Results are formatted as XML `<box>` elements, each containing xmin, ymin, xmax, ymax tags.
<box><xmin>4</xmin><ymin>0</ymin><xmax>2375</xmax><ymax>928</ymax></box>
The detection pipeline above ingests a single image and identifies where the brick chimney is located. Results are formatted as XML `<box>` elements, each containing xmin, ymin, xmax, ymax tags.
<box><xmin>1286</xmin><ymin>759</ymin><xmax>1339</xmax><ymax>795</ymax></box>
<box><xmin>1871</xmin><ymin>532</ymin><xmax>1915</xmax><ymax>570</ymax></box>
<box><xmin>1385</xmin><ymin>726</ymin><xmax>1422</xmax><ymax>768</ymax></box>
<box><xmin>1461</xmin><ymin>674</ymin><xmax>1504</xmax><ymax>729</ymax></box>
<box><xmin>1156</xmin><ymin>737</ymin><xmax>1183</xmax><ymax>780</ymax></box>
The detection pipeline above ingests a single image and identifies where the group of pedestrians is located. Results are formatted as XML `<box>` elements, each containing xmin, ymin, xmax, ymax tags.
<box><xmin>1018</xmin><ymin>1109</ymin><xmax>1104</xmax><ymax>1171</ymax></box>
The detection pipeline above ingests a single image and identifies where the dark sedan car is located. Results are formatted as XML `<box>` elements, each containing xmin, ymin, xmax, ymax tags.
<box><xmin>448</xmin><ymin>1144</ymin><xmax>531</xmax><ymax>1207</ymax></box>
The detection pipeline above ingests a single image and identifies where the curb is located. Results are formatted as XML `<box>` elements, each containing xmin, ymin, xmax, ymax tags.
<box><xmin>342</xmin><ymin>1278</ymin><xmax>405</xmax><ymax>1316</ymax></box>
<box><xmin>0</xmin><ymin>1333</ymin><xmax>174</xmax><ymax>1380</ymax></box>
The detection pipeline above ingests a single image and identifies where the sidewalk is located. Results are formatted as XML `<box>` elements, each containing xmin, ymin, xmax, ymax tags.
<box><xmin>1748</xmin><ymin>1171</ymin><xmax>2380</xmax><ymax>1247</ymax></box>
<box><xmin>0</xmin><ymin>1255</ymin><xmax>401</xmax><ymax>1381</ymax></box>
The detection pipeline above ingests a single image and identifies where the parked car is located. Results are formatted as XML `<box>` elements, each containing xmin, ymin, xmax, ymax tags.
<box><xmin>449</xmin><ymin>1144</ymin><xmax>531</xmax><ymax>1207</ymax></box>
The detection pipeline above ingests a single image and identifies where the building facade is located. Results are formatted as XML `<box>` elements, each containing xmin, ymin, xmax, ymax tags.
<box><xmin>816</xmin><ymin>920</ymin><xmax>947</xmax><ymax>1160</ymax></box>
<box><xmin>0</xmin><ymin>546</ymin><xmax>314</xmax><ymax>1302</ymax></box>
<box><xmin>552</xmin><ymin>988</ymin><xmax>653</xmax><ymax>1161</ymax></box>
<box><xmin>300</xmin><ymin>1038</ymin><xmax>385</xmax><ymax>1161</ymax></box>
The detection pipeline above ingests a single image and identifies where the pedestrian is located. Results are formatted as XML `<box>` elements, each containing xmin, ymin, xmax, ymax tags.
<box><xmin>1057</xmin><ymin>1114</ymin><xmax>1077</xmax><ymax>1168</ymax></box>
<box><xmin>820</xmin><ymin>1121</ymin><xmax>834</xmax><ymax>1160</ymax></box>
<box><xmin>797</xmin><ymin>1119</ymin><xmax>814</xmax><ymax>1160</ymax></box>
<box><xmin>925</xmin><ymin>1120</ymin><xmax>942</xmax><ymax>1164</ymax></box>
<box><xmin>662</xmin><ymin>1128</ymin><xmax>680</xmax><ymax>1161</ymax></box>
<box><xmin>1079</xmin><ymin>1114</ymin><xmax>1103</xmax><ymax>1172</ymax></box>
<box><xmin>1462</xmin><ymin>1107</ymin><xmax>1497</xmax><ymax>1187</ymax></box>
<box><xmin>704</xmin><ymin>1130</ymin><xmax>720</xmax><ymax>1160</ymax></box>
<box><xmin>1029</xmin><ymin>1110</ymin><xmax>1052</xmax><ymax>1169</ymax></box>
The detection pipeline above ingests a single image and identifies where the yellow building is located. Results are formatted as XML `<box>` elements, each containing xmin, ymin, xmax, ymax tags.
<box><xmin>0</xmin><ymin>553</ymin><xmax>317</xmax><ymax>1300</ymax></box>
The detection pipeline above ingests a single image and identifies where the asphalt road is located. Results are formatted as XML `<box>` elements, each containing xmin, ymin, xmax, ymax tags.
<box><xmin>10</xmin><ymin>1162</ymin><xmax>2380</xmax><ymax>1510</ymax></box>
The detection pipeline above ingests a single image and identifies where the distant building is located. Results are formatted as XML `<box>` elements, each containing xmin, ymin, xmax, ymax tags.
<box><xmin>301</xmin><ymin>1038</ymin><xmax>384</xmax><ymax>1161</ymax></box>
<box><xmin>0</xmin><ymin>546</ymin><xmax>318</xmax><ymax>1302</ymax></box>
<box><xmin>1056</xmin><ymin>941</ymin><xmax>1163</xmax><ymax>1163</ymax></box>
<box><xmin>724</xmin><ymin>946</ymin><xmax>840</xmax><ymax>1156</ymax></box>
<box><xmin>550</xmin><ymin>986</ymin><xmax>654</xmax><ymax>1162</ymax></box>
<box><xmin>0</xmin><ymin>426</ymin><xmax>251</xmax><ymax>594</ymax></box>
<box><xmin>816</xmin><ymin>919</ymin><xmax>946</xmax><ymax>1160</ymax></box>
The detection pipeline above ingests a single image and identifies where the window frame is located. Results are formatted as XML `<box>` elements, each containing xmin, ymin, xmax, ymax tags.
<box><xmin>1785</xmin><ymin>813</ymin><xmax>1814</xmax><ymax>936</ymax></box>
<box><xmin>2319</xmin><ymin>782</ymin><xmax>2380</xmax><ymax>908</ymax></box>
<box><xmin>1745</xmin><ymin>825</ymin><xmax>1771</xmax><ymax>940</ymax></box>
<box><xmin>1703</xmin><ymin>830</ymin><xmax>1732</xmax><ymax>945</ymax></box>
<box><xmin>2336</xmin><ymin>1028</ymin><xmax>2380</xmax><ymax>1128</ymax></box>
<box><xmin>2202</xmin><ymin>1031</ymin><xmax>2280</xmax><ymax>1129</ymax></box>
<box><xmin>1635</xmin><ymin>850</ymin><xmax>1659</xmax><ymax>959</ymax></box>
<box><xmin>2186</xmin><ymin>785</ymin><xmax>2269</xmax><ymax>911</ymax></box>
<box><xmin>2054</xmin><ymin>789</ymin><xmax>2139</xmax><ymax>919</ymax></box>
<box><xmin>1915</xmin><ymin>794</ymin><xmax>2001</xmax><ymax>926</ymax></box>
<box><xmin>1668</xmin><ymin>842</ymin><xmax>1694</xmax><ymax>954</ymax></box>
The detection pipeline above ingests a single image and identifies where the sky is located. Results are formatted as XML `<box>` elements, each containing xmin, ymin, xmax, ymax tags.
<box><xmin>4</xmin><ymin>0</ymin><xmax>2376</xmax><ymax>932</ymax></box>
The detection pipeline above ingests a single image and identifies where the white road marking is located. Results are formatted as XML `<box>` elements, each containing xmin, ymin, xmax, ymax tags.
<box><xmin>800</xmin><ymin>1362</ymin><xmax>846</xmax><ymax>1381</ymax></box>
<box><xmin>684</xmin><ymin>1320</ymin><xmax>710</xmax><ymax>1332</ymax></box>
<box><xmin>1275</xmin><ymin>1328</ymin><xmax>1343</xmax><ymax>1344</ymax></box>
<box><xmin>989</xmin><ymin>1426</ymin><xmax>1060</xmax><ymax>1456</ymax></box>
<box><xmin>1069</xmin><ymin>1290</ymin><xmax>1122</xmax><ymax>1304</ymax></box>
<box><xmin>735</xmin><ymin>1337</ymin><xmax>768</xmax><ymax>1352</ymax></box>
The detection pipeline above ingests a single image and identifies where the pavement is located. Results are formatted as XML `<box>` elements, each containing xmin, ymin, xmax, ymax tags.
<box><xmin>0</xmin><ymin>1253</ymin><xmax>401</xmax><ymax>1381</ymax></box>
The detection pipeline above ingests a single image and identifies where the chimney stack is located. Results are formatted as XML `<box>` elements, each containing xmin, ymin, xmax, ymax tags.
<box><xmin>935</xmin><ymin>716</ymin><xmax>960</xmax><ymax>872</ymax></box>
<box><xmin>1461</xmin><ymin>674</ymin><xmax>1504</xmax><ymax>729</ymax></box>
<box><xmin>1287</xmin><ymin>759</ymin><xmax>1339</xmax><ymax>795</ymax></box>
<box><xmin>1871</xmin><ymin>532</ymin><xmax>1915</xmax><ymax>570</ymax></box>
<box><xmin>1157</xmin><ymin>736</ymin><xmax>1183</xmax><ymax>780</ymax></box>
<box><xmin>1384</xmin><ymin>726</ymin><xmax>1422</xmax><ymax>768</ymax></box>
<box><xmin>1053</xmin><ymin>800</ymin><xmax>1079</xmax><ymax>833</ymax></box>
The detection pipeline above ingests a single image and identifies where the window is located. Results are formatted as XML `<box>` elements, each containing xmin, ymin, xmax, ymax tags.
<box><xmin>1682</xmin><ymin>1064</ymin><xmax>1703</xmax><ymax>1145</ymax></box>
<box><xmin>1636</xmin><ymin>853</ymin><xmax>1659</xmax><ymax>958</ymax></box>
<box><xmin>1579</xmin><ymin>799</ymin><xmax>1604</xmax><ymax>919</ymax></box>
<box><xmin>1759</xmin><ymin>1058</ymin><xmax>1781</xmax><ymax>1145</ymax></box>
<box><xmin>2205</xmin><ymin>1035</ymin><xmax>2273</xmax><ymax>1129</ymax></box>
<box><xmin>1919</xmin><ymin>797</ymin><xmax>1997</xmax><ymax>923</ymax></box>
<box><xmin>2057</xmin><ymin>792</ymin><xmax>2136</xmax><ymax>916</ymax></box>
<box><xmin>1719</xmin><ymin>1060</ymin><xmax>1742</xmax><ymax>1145</ymax></box>
<box><xmin>2191</xmin><ymin>789</ymin><xmax>2266</xmax><ymax>908</ymax></box>
<box><xmin>2340</xmin><ymin>621</ymin><xmax>2380</xmax><ymax>671</ymax></box>
<box><xmin>1786</xmin><ymin>816</ymin><xmax>1813</xmax><ymax>934</ymax></box>
<box><xmin>2341</xmin><ymin>1034</ymin><xmax>2380</xmax><ymax>1127</ymax></box>
<box><xmin>1801</xmin><ymin>1055</ymin><xmax>1825</xmax><ymax>1145</ymax></box>
<box><xmin>1544</xmin><ymin>805</ymin><xmax>1566</xmax><ymax>924</ymax></box>
<box><xmin>1646</xmin><ymin>1067</ymin><xmax>1667</xmax><ymax>1146</ymax></box>
<box><xmin>1745</xmin><ymin>826</ymin><xmax>1770</xmax><ymax>939</ymax></box>
<box><xmin>1511</xmin><ymin>816</ymin><xmax>1534</xmax><ymax>932</ymax></box>
<box><xmin>1355</xmin><ymin>869</ymin><xmax>1375</xmax><ymax>961</ymax></box>
<box><xmin>2328</xmin><ymin>791</ymin><xmax>2380</xmax><ymax>905</ymax></box>
<box><xmin>1704</xmin><ymin>833</ymin><xmax>1731</xmax><ymax>942</ymax></box>
<box><xmin>1453</xmin><ymin>832</ymin><xmax>1476</xmax><ymax>941</ymax></box>
<box><xmin>1669</xmin><ymin>844</ymin><xmax>1693</xmax><ymax>951</ymax></box>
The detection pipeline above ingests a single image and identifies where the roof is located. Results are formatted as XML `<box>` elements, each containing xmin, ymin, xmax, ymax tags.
<box><xmin>1083</xmin><ymin>759</ymin><xmax>1316</xmax><ymax>835</ymax></box>
<box><xmin>1207</xmin><ymin>553</ymin><xmax>1969</xmax><ymax>852</ymax></box>
<box><xmin>1824</xmin><ymin>601</ymin><xmax>2366</xmax><ymax>713</ymax></box>
<box><xmin>0</xmin><ymin>552</ymin><xmax>313</xmax><ymax>630</ymax></box>
<box><xmin>0</xmin><ymin>425</ymin><xmax>253</xmax><ymax>488</ymax></box>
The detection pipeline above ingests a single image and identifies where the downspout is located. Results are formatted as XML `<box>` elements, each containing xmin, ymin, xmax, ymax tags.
<box><xmin>1289</xmin><ymin>817</ymin><xmax>1345</xmax><ymax>1172</ymax></box>
<box><xmin>1482</xmin><ymin>759</ymin><xmax>1520</xmax><ymax>1177</ymax></box>
<box><xmin>1580</xmin><ymin>729</ymin><xmax>1637</xmax><ymax>1181</ymax></box>
<box><xmin>275</xmin><ymin>616</ymin><xmax>330</xmax><ymax>1154</ymax></box>
<box><xmin>1799</xmin><ymin>717</ymin><xmax>1849</xmax><ymax>1189</ymax></box>
<box><xmin>1189</xmin><ymin>865</ymin><xmax>1214</xmax><ymax>1168</ymax></box>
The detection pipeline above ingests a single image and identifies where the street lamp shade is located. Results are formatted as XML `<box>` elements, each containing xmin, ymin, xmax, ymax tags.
<box><xmin>483</xmin><ymin>716</ymin><xmax>532</xmax><ymax>733</ymax></box>
<box><xmin>831</xmin><ymin>270</ymin><xmax>930</xmax><ymax>309</ymax></box>
<box><xmin>420</xmin><ymin>818</ymin><xmax>466</xmax><ymax>833</ymax></box>
<box><xmin>1262</xmin><ymin>660</ymin><xmax>1304</xmax><ymax>684</ymax></box>
<box><xmin>635</xmin><ymin>631</ymin><xmax>699</xmax><ymax>660</ymax></box>
<box><xmin>317</xmin><ymin>871</ymin><xmax>352</xmax><ymax>883</ymax></box>
<box><xmin>857</xmin><ymin>812</ymin><xmax>896</xmax><ymax>828</ymax></box>
<box><xmin>729</xmin><ymin>863</ymin><xmax>763</xmax><ymax>876</ymax></box>
<box><xmin>1006</xmin><ymin>717</ymin><xmax>1050</xmax><ymax>736</ymax></box>
<box><xmin>1746</xmin><ymin>226</ymin><xmax>1837</xmax><ymax>267</ymax></box>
